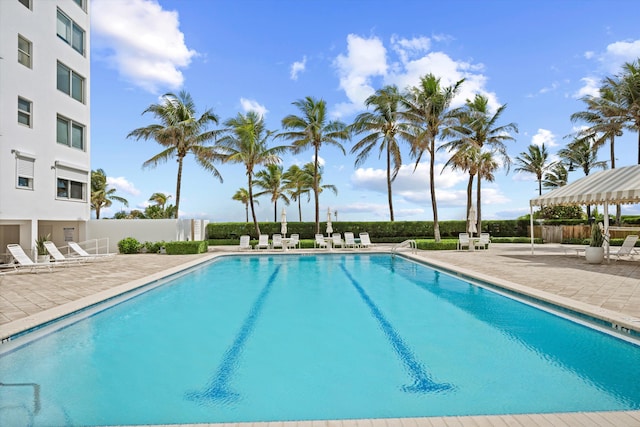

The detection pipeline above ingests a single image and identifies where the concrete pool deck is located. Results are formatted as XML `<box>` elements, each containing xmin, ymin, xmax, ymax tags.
<box><xmin>1</xmin><ymin>243</ymin><xmax>639</xmax><ymax>426</ymax></box>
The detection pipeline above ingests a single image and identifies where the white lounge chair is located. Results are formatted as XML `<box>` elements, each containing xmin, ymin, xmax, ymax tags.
<box><xmin>255</xmin><ymin>234</ymin><xmax>270</xmax><ymax>250</ymax></box>
<box><xmin>344</xmin><ymin>232</ymin><xmax>358</xmax><ymax>249</ymax></box>
<box><xmin>238</xmin><ymin>235</ymin><xmax>252</xmax><ymax>251</ymax></box>
<box><xmin>331</xmin><ymin>233</ymin><xmax>344</xmax><ymax>249</ymax></box>
<box><xmin>6</xmin><ymin>244</ymin><xmax>53</xmax><ymax>273</ymax></box>
<box><xmin>359</xmin><ymin>232</ymin><xmax>374</xmax><ymax>249</ymax></box>
<box><xmin>457</xmin><ymin>233</ymin><xmax>470</xmax><ymax>251</ymax></box>
<box><xmin>314</xmin><ymin>234</ymin><xmax>329</xmax><ymax>249</ymax></box>
<box><xmin>271</xmin><ymin>234</ymin><xmax>284</xmax><ymax>250</ymax></box>
<box><xmin>612</xmin><ymin>235</ymin><xmax>639</xmax><ymax>261</ymax></box>
<box><xmin>475</xmin><ymin>233</ymin><xmax>491</xmax><ymax>250</ymax></box>
<box><xmin>68</xmin><ymin>241</ymin><xmax>115</xmax><ymax>260</ymax></box>
<box><xmin>44</xmin><ymin>241</ymin><xmax>85</xmax><ymax>265</ymax></box>
<box><xmin>286</xmin><ymin>234</ymin><xmax>300</xmax><ymax>249</ymax></box>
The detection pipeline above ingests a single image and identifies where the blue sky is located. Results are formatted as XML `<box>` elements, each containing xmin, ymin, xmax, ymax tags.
<box><xmin>89</xmin><ymin>0</ymin><xmax>640</xmax><ymax>223</ymax></box>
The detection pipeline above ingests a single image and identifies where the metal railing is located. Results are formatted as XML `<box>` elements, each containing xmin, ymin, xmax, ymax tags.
<box><xmin>391</xmin><ymin>239</ymin><xmax>417</xmax><ymax>254</ymax></box>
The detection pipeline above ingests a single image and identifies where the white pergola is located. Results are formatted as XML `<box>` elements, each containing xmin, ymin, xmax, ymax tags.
<box><xmin>529</xmin><ymin>164</ymin><xmax>640</xmax><ymax>257</ymax></box>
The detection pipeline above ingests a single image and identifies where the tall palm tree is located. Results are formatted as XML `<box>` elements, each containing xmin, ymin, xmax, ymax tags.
<box><xmin>127</xmin><ymin>90</ymin><xmax>223</xmax><ymax>218</ymax></box>
<box><xmin>605</xmin><ymin>59</ymin><xmax>640</xmax><ymax>163</ymax></box>
<box><xmin>350</xmin><ymin>85</ymin><xmax>412</xmax><ymax>221</ymax></box>
<box><xmin>148</xmin><ymin>192</ymin><xmax>171</xmax><ymax>211</ymax></box>
<box><xmin>514</xmin><ymin>144</ymin><xmax>554</xmax><ymax>196</ymax></box>
<box><xmin>254</xmin><ymin>164</ymin><xmax>290</xmax><ymax>222</ymax></box>
<box><xmin>401</xmin><ymin>74</ymin><xmax>464</xmax><ymax>242</ymax></box>
<box><xmin>282</xmin><ymin>164</ymin><xmax>312</xmax><ymax>222</ymax></box>
<box><xmin>232</xmin><ymin>187</ymin><xmax>258</xmax><ymax>223</ymax></box>
<box><xmin>442</xmin><ymin>94</ymin><xmax>517</xmax><ymax>232</ymax></box>
<box><xmin>279</xmin><ymin>96</ymin><xmax>349</xmax><ymax>233</ymax></box>
<box><xmin>90</xmin><ymin>169</ymin><xmax>128</xmax><ymax>219</ymax></box>
<box><xmin>302</xmin><ymin>162</ymin><xmax>338</xmax><ymax>199</ymax></box>
<box><xmin>218</xmin><ymin>111</ymin><xmax>289</xmax><ymax>236</ymax></box>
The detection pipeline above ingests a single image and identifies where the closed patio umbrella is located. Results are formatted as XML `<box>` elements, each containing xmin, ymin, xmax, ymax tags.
<box><xmin>326</xmin><ymin>207</ymin><xmax>333</xmax><ymax>237</ymax></box>
<box><xmin>281</xmin><ymin>208</ymin><xmax>287</xmax><ymax>237</ymax></box>
<box><xmin>468</xmin><ymin>205</ymin><xmax>477</xmax><ymax>236</ymax></box>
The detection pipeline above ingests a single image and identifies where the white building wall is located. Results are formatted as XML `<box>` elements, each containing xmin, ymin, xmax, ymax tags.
<box><xmin>0</xmin><ymin>0</ymin><xmax>91</xmax><ymax>257</ymax></box>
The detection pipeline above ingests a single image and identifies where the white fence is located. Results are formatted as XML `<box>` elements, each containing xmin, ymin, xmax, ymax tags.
<box><xmin>86</xmin><ymin>219</ymin><xmax>209</xmax><ymax>253</ymax></box>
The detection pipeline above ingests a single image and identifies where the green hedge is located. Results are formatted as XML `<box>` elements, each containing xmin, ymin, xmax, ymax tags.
<box><xmin>206</xmin><ymin>220</ymin><xmax>538</xmax><ymax>241</ymax></box>
<box><xmin>164</xmin><ymin>240</ymin><xmax>208</xmax><ymax>254</ymax></box>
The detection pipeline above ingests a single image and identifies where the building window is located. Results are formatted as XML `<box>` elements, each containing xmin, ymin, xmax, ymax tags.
<box><xmin>57</xmin><ymin>9</ymin><xmax>85</xmax><ymax>55</ymax></box>
<box><xmin>18</xmin><ymin>0</ymin><xmax>31</xmax><ymax>9</ymax></box>
<box><xmin>18</xmin><ymin>97</ymin><xmax>32</xmax><ymax>127</ymax></box>
<box><xmin>57</xmin><ymin>62</ymin><xmax>84</xmax><ymax>103</ymax></box>
<box><xmin>56</xmin><ymin>116</ymin><xmax>84</xmax><ymax>150</ymax></box>
<box><xmin>73</xmin><ymin>0</ymin><xmax>85</xmax><ymax>11</ymax></box>
<box><xmin>55</xmin><ymin>164</ymin><xmax>87</xmax><ymax>201</ymax></box>
<box><xmin>16</xmin><ymin>155</ymin><xmax>35</xmax><ymax>190</ymax></box>
<box><xmin>18</xmin><ymin>35</ymin><xmax>32</xmax><ymax>68</ymax></box>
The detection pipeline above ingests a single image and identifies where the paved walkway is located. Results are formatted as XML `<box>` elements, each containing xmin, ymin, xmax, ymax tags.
<box><xmin>1</xmin><ymin>244</ymin><xmax>639</xmax><ymax>426</ymax></box>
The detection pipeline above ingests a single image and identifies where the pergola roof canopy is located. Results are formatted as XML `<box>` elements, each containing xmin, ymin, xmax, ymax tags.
<box><xmin>530</xmin><ymin>164</ymin><xmax>640</xmax><ymax>207</ymax></box>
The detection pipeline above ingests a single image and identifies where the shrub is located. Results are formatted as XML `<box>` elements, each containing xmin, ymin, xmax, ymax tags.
<box><xmin>118</xmin><ymin>237</ymin><xmax>142</xmax><ymax>254</ymax></box>
<box><xmin>164</xmin><ymin>240</ymin><xmax>208</xmax><ymax>254</ymax></box>
<box><xmin>143</xmin><ymin>241</ymin><xmax>166</xmax><ymax>254</ymax></box>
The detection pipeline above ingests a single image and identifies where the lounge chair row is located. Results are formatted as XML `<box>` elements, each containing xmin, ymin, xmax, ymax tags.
<box><xmin>238</xmin><ymin>232</ymin><xmax>374</xmax><ymax>250</ymax></box>
<box><xmin>1</xmin><ymin>241</ymin><xmax>115</xmax><ymax>274</ymax></box>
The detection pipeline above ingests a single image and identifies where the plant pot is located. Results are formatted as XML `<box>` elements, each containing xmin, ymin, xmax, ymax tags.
<box><xmin>37</xmin><ymin>255</ymin><xmax>50</xmax><ymax>263</ymax></box>
<box><xmin>585</xmin><ymin>247</ymin><xmax>604</xmax><ymax>264</ymax></box>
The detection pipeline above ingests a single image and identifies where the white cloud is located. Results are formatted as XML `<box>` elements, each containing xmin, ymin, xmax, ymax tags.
<box><xmin>601</xmin><ymin>39</ymin><xmax>640</xmax><ymax>72</ymax></box>
<box><xmin>290</xmin><ymin>56</ymin><xmax>307</xmax><ymax>80</ymax></box>
<box><xmin>107</xmin><ymin>176</ymin><xmax>141</xmax><ymax>196</ymax></box>
<box><xmin>333</xmin><ymin>34</ymin><xmax>388</xmax><ymax>117</ymax></box>
<box><xmin>584</xmin><ymin>51</ymin><xmax>595</xmax><ymax>59</ymax></box>
<box><xmin>331</xmin><ymin>33</ymin><xmax>501</xmax><ymax>119</ymax></box>
<box><xmin>574</xmin><ymin>76</ymin><xmax>600</xmax><ymax>98</ymax></box>
<box><xmin>531</xmin><ymin>128</ymin><xmax>558</xmax><ymax>147</ymax></box>
<box><xmin>92</xmin><ymin>0</ymin><xmax>196</xmax><ymax>93</ymax></box>
<box><xmin>240</xmin><ymin>98</ymin><xmax>268</xmax><ymax>117</ymax></box>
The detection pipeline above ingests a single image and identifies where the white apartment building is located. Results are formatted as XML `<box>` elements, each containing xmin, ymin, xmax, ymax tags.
<box><xmin>0</xmin><ymin>0</ymin><xmax>91</xmax><ymax>259</ymax></box>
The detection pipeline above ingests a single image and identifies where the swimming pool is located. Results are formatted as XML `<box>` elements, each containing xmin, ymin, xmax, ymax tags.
<box><xmin>1</xmin><ymin>254</ymin><xmax>639</xmax><ymax>425</ymax></box>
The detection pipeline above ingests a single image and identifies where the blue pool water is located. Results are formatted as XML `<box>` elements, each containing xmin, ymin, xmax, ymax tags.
<box><xmin>1</xmin><ymin>254</ymin><xmax>639</xmax><ymax>426</ymax></box>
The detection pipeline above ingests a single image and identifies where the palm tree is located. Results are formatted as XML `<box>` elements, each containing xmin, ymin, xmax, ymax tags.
<box><xmin>302</xmin><ymin>162</ymin><xmax>338</xmax><ymax>199</ymax></box>
<box><xmin>127</xmin><ymin>90</ymin><xmax>223</xmax><ymax>218</ymax></box>
<box><xmin>401</xmin><ymin>74</ymin><xmax>464</xmax><ymax>242</ymax></box>
<box><xmin>514</xmin><ymin>144</ymin><xmax>554</xmax><ymax>195</ymax></box>
<box><xmin>254</xmin><ymin>164</ymin><xmax>290</xmax><ymax>222</ymax></box>
<box><xmin>557</xmin><ymin>136</ymin><xmax>607</xmax><ymax>218</ymax></box>
<box><xmin>218</xmin><ymin>111</ymin><xmax>289</xmax><ymax>236</ymax></box>
<box><xmin>442</xmin><ymin>94</ymin><xmax>517</xmax><ymax>233</ymax></box>
<box><xmin>232</xmin><ymin>187</ymin><xmax>258</xmax><ymax>223</ymax></box>
<box><xmin>350</xmin><ymin>85</ymin><xmax>412</xmax><ymax>221</ymax></box>
<box><xmin>542</xmin><ymin>163</ymin><xmax>569</xmax><ymax>189</ymax></box>
<box><xmin>149</xmin><ymin>192</ymin><xmax>172</xmax><ymax>211</ymax></box>
<box><xmin>282</xmin><ymin>164</ymin><xmax>312</xmax><ymax>222</ymax></box>
<box><xmin>442</xmin><ymin>144</ymin><xmax>480</xmax><ymax>230</ymax></box>
<box><xmin>605</xmin><ymin>59</ymin><xmax>640</xmax><ymax>163</ymax></box>
<box><xmin>279</xmin><ymin>96</ymin><xmax>350</xmax><ymax>233</ymax></box>
<box><xmin>90</xmin><ymin>169</ymin><xmax>128</xmax><ymax>219</ymax></box>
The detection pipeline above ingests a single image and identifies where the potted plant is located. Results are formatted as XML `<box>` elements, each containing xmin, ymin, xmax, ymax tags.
<box><xmin>35</xmin><ymin>234</ymin><xmax>51</xmax><ymax>263</ymax></box>
<box><xmin>585</xmin><ymin>222</ymin><xmax>605</xmax><ymax>264</ymax></box>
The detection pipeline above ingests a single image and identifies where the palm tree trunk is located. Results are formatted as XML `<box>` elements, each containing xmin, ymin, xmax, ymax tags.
<box><xmin>476</xmin><ymin>173</ymin><xmax>482</xmax><ymax>233</ymax></box>
<box><xmin>96</xmin><ymin>207</ymin><xmax>101</xmax><ymax>220</ymax></box>
<box><xmin>430</xmin><ymin>142</ymin><xmax>440</xmax><ymax>242</ymax></box>
<box><xmin>274</xmin><ymin>201</ymin><xmax>277</xmax><ymax>223</ymax></box>
<box><xmin>314</xmin><ymin>145</ymin><xmax>320</xmax><ymax>234</ymax></box>
<box><xmin>611</xmin><ymin>134</ymin><xmax>621</xmax><ymax>224</ymax></box>
<box><xmin>298</xmin><ymin>198</ymin><xmax>302</xmax><ymax>222</ymax></box>
<box><xmin>387</xmin><ymin>144</ymin><xmax>394</xmax><ymax>221</ymax></box>
<box><xmin>466</xmin><ymin>173</ymin><xmax>474</xmax><ymax>232</ymax></box>
<box><xmin>175</xmin><ymin>157</ymin><xmax>184</xmax><ymax>219</ymax></box>
<box><xmin>245</xmin><ymin>204</ymin><xmax>249</xmax><ymax>223</ymax></box>
<box><xmin>248</xmin><ymin>174</ymin><xmax>261</xmax><ymax>236</ymax></box>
